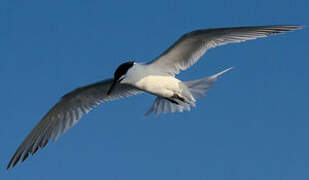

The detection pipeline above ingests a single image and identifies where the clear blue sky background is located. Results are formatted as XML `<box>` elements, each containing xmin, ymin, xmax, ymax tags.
<box><xmin>1</xmin><ymin>0</ymin><xmax>308</xmax><ymax>179</ymax></box>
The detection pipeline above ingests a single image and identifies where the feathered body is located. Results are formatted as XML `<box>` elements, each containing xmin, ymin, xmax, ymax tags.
<box><xmin>6</xmin><ymin>25</ymin><xmax>302</xmax><ymax>169</ymax></box>
<box><xmin>122</xmin><ymin>63</ymin><xmax>195</xmax><ymax>104</ymax></box>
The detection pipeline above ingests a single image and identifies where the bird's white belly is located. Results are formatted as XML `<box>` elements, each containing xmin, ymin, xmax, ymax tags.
<box><xmin>134</xmin><ymin>75</ymin><xmax>183</xmax><ymax>98</ymax></box>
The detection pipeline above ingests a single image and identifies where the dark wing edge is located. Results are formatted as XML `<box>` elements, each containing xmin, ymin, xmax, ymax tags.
<box><xmin>148</xmin><ymin>25</ymin><xmax>303</xmax><ymax>75</ymax></box>
<box><xmin>7</xmin><ymin>79</ymin><xmax>141</xmax><ymax>169</ymax></box>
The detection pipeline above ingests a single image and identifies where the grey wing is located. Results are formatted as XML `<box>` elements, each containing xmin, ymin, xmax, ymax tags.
<box><xmin>7</xmin><ymin>79</ymin><xmax>141</xmax><ymax>169</ymax></box>
<box><xmin>148</xmin><ymin>25</ymin><xmax>302</xmax><ymax>75</ymax></box>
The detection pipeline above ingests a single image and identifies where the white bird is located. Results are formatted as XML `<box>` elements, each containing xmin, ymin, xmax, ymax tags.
<box><xmin>7</xmin><ymin>25</ymin><xmax>301</xmax><ymax>169</ymax></box>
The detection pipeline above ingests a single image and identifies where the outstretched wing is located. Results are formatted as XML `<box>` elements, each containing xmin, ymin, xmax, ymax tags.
<box><xmin>7</xmin><ymin>79</ymin><xmax>141</xmax><ymax>169</ymax></box>
<box><xmin>148</xmin><ymin>25</ymin><xmax>302</xmax><ymax>75</ymax></box>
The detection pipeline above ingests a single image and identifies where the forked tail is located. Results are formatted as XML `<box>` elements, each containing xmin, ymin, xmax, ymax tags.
<box><xmin>144</xmin><ymin>67</ymin><xmax>233</xmax><ymax>117</ymax></box>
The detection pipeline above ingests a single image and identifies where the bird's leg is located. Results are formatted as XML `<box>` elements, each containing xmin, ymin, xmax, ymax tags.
<box><xmin>165</xmin><ymin>97</ymin><xmax>180</xmax><ymax>105</ymax></box>
<box><xmin>165</xmin><ymin>94</ymin><xmax>187</xmax><ymax>105</ymax></box>
<box><xmin>171</xmin><ymin>94</ymin><xmax>185</xmax><ymax>102</ymax></box>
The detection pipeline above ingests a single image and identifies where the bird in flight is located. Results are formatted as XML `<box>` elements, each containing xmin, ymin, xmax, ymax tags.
<box><xmin>7</xmin><ymin>25</ymin><xmax>301</xmax><ymax>169</ymax></box>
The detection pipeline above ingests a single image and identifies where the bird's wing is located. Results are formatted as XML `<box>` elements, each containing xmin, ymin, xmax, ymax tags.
<box><xmin>7</xmin><ymin>79</ymin><xmax>141</xmax><ymax>169</ymax></box>
<box><xmin>147</xmin><ymin>25</ymin><xmax>302</xmax><ymax>75</ymax></box>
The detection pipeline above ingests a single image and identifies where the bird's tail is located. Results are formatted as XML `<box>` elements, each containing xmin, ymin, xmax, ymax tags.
<box><xmin>143</xmin><ymin>67</ymin><xmax>233</xmax><ymax>117</ymax></box>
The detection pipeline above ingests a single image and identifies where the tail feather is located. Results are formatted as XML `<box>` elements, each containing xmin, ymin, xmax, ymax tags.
<box><xmin>144</xmin><ymin>67</ymin><xmax>233</xmax><ymax>117</ymax></box>
<box><xmin>186</xmin><ymin>67</ymin><xmax>234</xmax><ymax>99</ymax></box>
<box><xmin>143</xmin><ymin>97</ymin><xmax>191</xmax><ymax>117</ymax></box>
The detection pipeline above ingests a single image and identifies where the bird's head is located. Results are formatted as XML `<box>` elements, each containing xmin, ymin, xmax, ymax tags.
<box><xmin>107</xmin><ymin>61</ymin><xmax>135</xmax><ymax>95</ymax></box>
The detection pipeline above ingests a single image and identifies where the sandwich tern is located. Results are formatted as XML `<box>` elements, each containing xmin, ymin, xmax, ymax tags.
<box><xmin>7</xmin><ymin>25</ymin><xmax>302</xmax><ymax>169</ymax></box>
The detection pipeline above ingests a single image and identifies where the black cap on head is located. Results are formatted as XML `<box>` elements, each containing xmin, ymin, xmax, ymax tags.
<box><xmin>107</xmin><ymin>61</ymin><xmax>134</xmax><ymax>96</ymax></box>
<box><xmin>114</xmin><ymin>61</ymin><xmax>134</xmax><ymax>81</ymax></box>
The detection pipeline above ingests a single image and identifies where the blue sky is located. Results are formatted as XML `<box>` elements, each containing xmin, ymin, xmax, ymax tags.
<box><xmin>1</xmin><ymin>0</ymin><xmax>308</xmax><ymax>179</ymax></box>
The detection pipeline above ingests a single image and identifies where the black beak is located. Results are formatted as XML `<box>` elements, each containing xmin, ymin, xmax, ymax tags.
<box><xmin>107</xmin><ymin>80</ymin><xmax>117</xmax><ymax>96</ymax></box>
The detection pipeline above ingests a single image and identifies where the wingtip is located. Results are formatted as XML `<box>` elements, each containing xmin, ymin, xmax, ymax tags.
<box><xmin>286</xmin><ymin>25</ymin><xmax>304</xmax><ymax>30</ymax></box>
<box><xmin>295</xmin><ymin>25</ymin><xmax>304</xmax><ymax>30</ymax></box>
<box><xmin>6</xmin><ymin>154</ymin><xmax>16</xmax><ymax>170</ymax></box>
<box><xmin>275</xmin><ymin>25</ymin><xmax>304</xmax><ymax>31</ymax></box>
<box><xmin>6</xmin><ymin>159</ymin><xmax>17</xmax><ymax>170</ymax></box>
<box><xmin>255</xmin><ymin>25</ymin><xmax>303</xmax><ymax>34</ymax></box>
<box><xmin>290</xmin><ymin>25</ymin><xmax>303</xmax><ymax>28</ymax></box>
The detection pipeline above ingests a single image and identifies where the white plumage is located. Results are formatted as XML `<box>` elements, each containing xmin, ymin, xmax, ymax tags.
<box><xmin>7</xmin><ymin>25</ymin><xmax>301</xmax><ymax>169</ymax></box>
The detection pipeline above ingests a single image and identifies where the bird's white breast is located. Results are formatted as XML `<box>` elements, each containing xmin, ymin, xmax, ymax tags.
<box><xmin>121</xmin><ymin>63</ymin><xmax>185</xmax><ymax>98</ymax></box>
<box><xmin>135</xmin><ymin>75</ymin><xmax>183</xmax><ymax>97</ymax></box>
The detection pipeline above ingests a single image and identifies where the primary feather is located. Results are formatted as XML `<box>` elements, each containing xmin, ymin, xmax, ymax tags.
<box><xmin>7</xmin><ymin>79</ymin><xmax>141</xmax><ymax>169</ymax></box>
<box><xmin>149</xmin><ymin>25</ymin><xmax>302</xmax><ymax>75</ymax></box>
<box><xmin>7</xmin><ymin>24</ymin><xmax>301</xmax><ymax>169</ymax></box>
